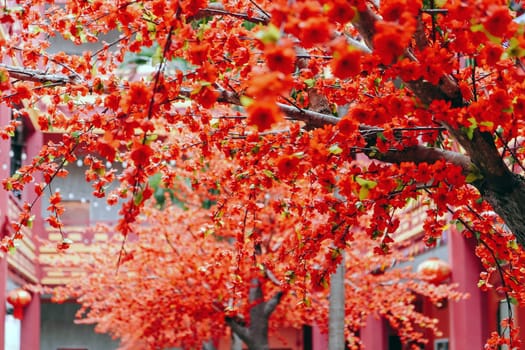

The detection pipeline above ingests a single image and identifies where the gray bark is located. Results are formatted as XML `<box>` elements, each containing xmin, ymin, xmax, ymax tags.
<box><xmin>231</xmin><ymin>332</ymin><xmax>243</xmax><ymax>350</ymax></box>
<box><xmin>225</xmin><ymin>278</ymin><xmax>283</xmax><ymax>350</ymax></box>
<box><xmin>329</xmin><ymin>255</ymin><xmax>345</xmax><ymax>350</ymax></box>
<box><xmin>202</xmin><ymin>340</ymin><xmax>217</xmax><ymax>350</ymax></box>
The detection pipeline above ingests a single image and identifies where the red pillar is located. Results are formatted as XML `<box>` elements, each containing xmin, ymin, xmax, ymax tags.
<box><xmin>0</xmin><ymin>258</ymin><xmax>6</xmax><ymax>350</ymax></box>
<box><xmin>20</xmin><ymin>293</ymin><xmax>40</xmax><ymax>350</ymax></box>
<box><xmin>0</xmin><ymin>103</ymin><xmax>13</xmax><ymax>350</ymax></box>
<box><xmin>360</xmin><ymin>314</ymin><xmax>388</xmax><ymax>350</ymax></box>
<box><xmin>311</xmin><ymin>324</ymin><xmax>328</xmax><ymax>350</ymax></box>
<box><xmin>19</xmin><ymin>125</ymin><xmax>44</xmax><ymax>350</ymax></box>
<box><xmin>448</xmin><ymin>230</ymin><xmax>489</xmax><ymax>350</ymax></box>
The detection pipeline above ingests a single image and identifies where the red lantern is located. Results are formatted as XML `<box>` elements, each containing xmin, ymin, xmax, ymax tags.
<box><xmin>7</xmin><ymin>288</ymin><xmax>32</xmax><ymax>320</ymax></box>
<box><xmin>417</xmin><ymin>257</ymin><xmax>452</xmax><ymax>284</ymax></box>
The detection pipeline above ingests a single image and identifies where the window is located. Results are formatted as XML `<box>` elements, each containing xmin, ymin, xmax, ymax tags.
<box><xmin>434</xmin><ymin>339</ymin><xmax>449</xmax><ymax>350</ymax></box>
<box><xmin>10</xmin><ymin>120</ymin><xmax>26</xmax><ymax>199</ymax></box>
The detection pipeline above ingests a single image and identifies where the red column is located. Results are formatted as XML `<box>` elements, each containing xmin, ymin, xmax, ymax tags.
<box><xmin>360</xmin><ymin>314</ymin><xmax>387</xmax><ymax>350</ymax></box>
<box><xmin>0</xmin><ymin>258</ymin><xmax>6</xmax><ymax>350</ymax></box>
<box><xmin>20</xmin><ymin>293</ymin><xmax>41</xmax><ymax>350</ymax></box>
<box><xmin>311</xmin><ymin>324</ymin><xmax>328</xmax><ymax>350</ymax></box>
<box><xmin>20</xmin><ymin>127</ymin><xmax>44</xmax><ymax>350</ymax></box>
<box><xmin>0</xmin><ymin>103</ymin><xmax>13</xmax><ymax>350</ymax></box>
<box><xmin>448</xmin><ymin>230</ymin><xmax>489</xmax><ymax>350</ymax></box>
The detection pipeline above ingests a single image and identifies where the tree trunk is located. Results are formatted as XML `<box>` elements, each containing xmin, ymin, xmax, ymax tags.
<box><xmin>231</xmin><ymin>332</ymin><xmax>243</xmax><ymax>350</ymax></box>
<box><xmin>225</xmin><ymin>278</ymin><xmax>283</xmax><ymax>350</ymax></box>
<box><xmin>329</xmin><ymin>255</ymin><xmax>345</xmax><ymax>350</ymax></box>
<box><xmin>203</xmin><ymin>340</ymin><xmax>217</xmax><ymax>350</ymax></box>
<box><xmin>247</xmin><ymin>278</ymin><xmax>271</xmax><ymax>350</ymax></box>
<box><xmin>480</xmin><ymin>173</ymin><xmax>525</xmax><ymax>247</ymax></box>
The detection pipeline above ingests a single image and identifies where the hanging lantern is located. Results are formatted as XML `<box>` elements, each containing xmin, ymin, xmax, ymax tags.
<box><xmin>7</xmin><ymin>288</ymin><xmax>32</xmax><ymax>320</ymax></box>
<box><xmin>417</xmin><ymin>257</ymin><xmax>452</xmax><ymax>284</ymax></box>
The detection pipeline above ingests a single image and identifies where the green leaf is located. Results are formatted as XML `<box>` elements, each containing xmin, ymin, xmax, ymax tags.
<box><xmin>145</xmin><ymin>134</ymin><xmax>158</xmax><ymax>145</ymax></box>
<box><xmin>507</xmin><ymin>240</ymin><xmax>519</xmax><ymax>250</ymax></box>
<box><xmin>304</xmin><ymin>79</ymin><xmax>316</xmax><ymax>88</ymax></box>
<box><xmin>477</xmin><ymin>279</ymin><xmax>486</xmax><ymax>288</ymax></box>
<box><xmin>262</xmin><ymin>169</ymin><xmax>276</xmax><ymax>179</ymax></box>
<box><xmin>465</xmin><ymin>172</ymin><xmax>483</xmax><ymax>183</ymax></box>
<box><xmin>26</xmin><ymin>215</ymin><xmax>35</xmax><ymax>228</ymax></box>
<box><xmin>479</xmin><ymin>121</ymin><xmax>494</xmax><ymax>129</ymax></box>
<box><xmin>255</xmin><ymin>24</ymin><xmax>280</xmax><ymax>44</ymax></box>
<box><xmin>455</xmin><ymin>220</ymin><xmax>464</xmax><ymax>232</ymax></box>
<box><xmin>134</xmin><ymin>190</ymin><xmax>143</xmax><ymax>205</ymax></box>
<box><xmin>302</xmin><ymin>297</ymin><xmax>312</xmax><ymax>307</ymax></box>
<box><xmin>464</xmin><ymin>127</ymin><xmax>474</xmax><ymax>140</ymax></box>
<box><xmin>0</xmin><ymin>70</ymin><xmax>8</xmax><ymax>83</ymax></box>
<box><xmin>355</xmin><ymin>176</ymin><xmax>377</xmax><ymax>189</ymax></box>
<box><xmin>240</xmin><ymin>95</ymin><xmax>254</xmax><ymax>107</ymax></box>
<box><xmin>242</xmin><ymin>20</ymin><xmax>257</xmax><ymax>30</ymax></box>
<box><xmin>285</xmin><ymin>270</ymin><xmax>296</xmax><ymax>284</ymax></box>
<box><xmin>470</xmin><ymin>24</ymin><xmax>484</xmax><ymax>33</ymax></box>
<box><xmin>358</xmin><ymin>186</ymin><xmax>369</xmax><ymax>200</ymax></box>
<box><xmin>328</xmin><ymin>144</ymin><xmax>343</xmax><ymax>155</ymax></box>
<box><xmin>236</xmin><ymin>171</ymin><xmax>249</xmax><ymax>179</ymax></box>
<box><xmin>151</xmin><ymin>45</ymin><xmax>163</xmax><ymax>66</ymax></box>
<box><xmin>507</xmin><ymin>37</ymin><xmax>525</xmax><ymax>58</ymax></box>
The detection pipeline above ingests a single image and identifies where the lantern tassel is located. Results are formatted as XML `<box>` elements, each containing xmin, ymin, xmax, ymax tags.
<box><xmin>13</xmin><ymin>306</ymin><xmax>23</xmax><ymax>320</ymax></box>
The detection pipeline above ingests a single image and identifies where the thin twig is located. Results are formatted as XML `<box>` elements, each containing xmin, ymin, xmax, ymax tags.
<box><xmin>247</xmin><ymin>0</ymin><xmax>271</xmax><ymax>19</ymax></box>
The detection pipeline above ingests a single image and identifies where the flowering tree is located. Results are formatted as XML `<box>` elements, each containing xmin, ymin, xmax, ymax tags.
<box><xmin>51</xmin><ymin>161</ymin><xmax>462</xmax><ymax>349</ymax></box>
<box><xmin>1</xmin><ymin>0</ymin><xmax>525</xmax><ymax>348</ymax></box>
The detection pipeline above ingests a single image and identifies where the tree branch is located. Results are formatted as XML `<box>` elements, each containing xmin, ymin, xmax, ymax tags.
<box><xmin>187</xmin><ymin>3</ymin><xmax>269</xmax><ymax>24</ymax></box>
<box><xmin>263</xmin><ymin>291</ymin><xmax>283</xmax><ymax>318</ymax></box>
<box><xmin>445</xmin><ymin>126</ymin><xmax>512</xmax><ymax>186</ymax></box>
<box><xmin>225</xmin><ymin>317</ymin><xmax>252</xmax><ymax>345</ymax></box>
<box><xmin>367</xmin><ymin>144</ymin><xmax>473</xmax><ymax>175</ymax></box>
<box><xmin>352</xmin><ymin>5</ymin><xmax>379</xmax><ymax>49</ymax></box>
<box><xmin>264</xmin><ymin>266</ymin><xmax>282</xmax><ymax>287</ymax></box>
<box><xmin>178</xmin><ymin>87</ymin><xmax>341</xmax><ymax>127</ymax></box>
<box><xmin>351</xmin><ymin>5</ymin><xmax>463</xmax><ymax>107</ymax></box>
<box><xmin>0</xmin><ymin>63</ymin><xmax>83</xmax><ymax>85</ymax></box>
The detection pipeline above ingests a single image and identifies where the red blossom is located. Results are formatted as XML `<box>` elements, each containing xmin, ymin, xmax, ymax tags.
<box><xmin>130</xmin><ymin>144</ymin><xmax>154</xmax><ymax>167</ymax></box>
<box><xmin>194</xmin><ymin>85</ymin><xmax>218</xmax><ymax>109</ymax></box>
<box><xmin>276</xmin><ymin>154</ymin><xmax>300</xmax><ymax>177</ymax></box>
<box><xmin>180</xmin><ymin>0</ymin><xmax>208</xmax><ymax>16</ymax></box>
<box><xmin>337</xmin><ymin>115</ymin><xmax>357</xmax><ymax>136</ymax></box>
<box><xmin>298</xmin><ymin>17</ymin><xmax>332</xmax><ymax>48</ymax></box>
<box><xmin>330</xmin><ymin>47</ymin><xmax>361</xmax><ymax>80</ymax></box>
<box><xmin>373</xmin><ymin>22</ymin><xmax>408</xmax><ymax>64</ymax></box>
<box><xmin>484</xmin><ymin>6</ymin><xmax>513</xmax><ymax>38</ymax></box>
<box><xmin>15</xmin><ymin>84</ymin><xmax>32</xmax><ymax>100</ymax></box>
<box><xmin>127</xmin><ymin>81</ymin><xmax>152</xmax><ymax>106</ymax></box>
<box><xmin>265</xmin><ymin>43</ymin><xmax>296</xmax><ymax>74</ymax></box>
<box><xmin>246</xmin><ymin>101</ymin><xmax>283</xmax><ymax>131</ymax></box>
<box><xmin>189</xmin><ymin>43</ymin><xmax>210</xmax><ymax>65</ymax></box>
<box><xmin>326</xmin><ymin>0</ymin><xmax>355</xmax><ymax>24</ymax></box>
<box><xmin>245</xmin><ymin>72</ymin><xmax>292</xmax><ymax>100</ymax></box>
<box><xmin>480</xmin><ymin>43</ymin><xmax>504</xmax><ymax>66</ymax></box>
